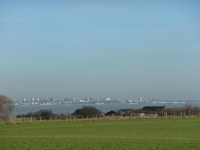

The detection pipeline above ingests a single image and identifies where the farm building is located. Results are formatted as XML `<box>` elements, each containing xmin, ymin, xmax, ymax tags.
<box><xmin>140</xmin><ymin>105</ymin><xmax>166</xmax><ymax>116</ymax></box>
<box><xmin>71</xmin><ymin>109</ymin><xmax>81</xmax><ymax>116</ymax></box>
<box><xmin>105</xmin><ymin>109</ymin><xmax>127</xmax><ymax>116</ymax></box>
<box><xmin>141</xmin><ymin>105</ymin><xmax>166</xmax><ymax>112</ymax></box>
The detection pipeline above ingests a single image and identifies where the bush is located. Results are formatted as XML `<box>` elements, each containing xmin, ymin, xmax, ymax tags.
<box><xmin>73</xmin><ymin>106</ymin><xmax>102</xmax><ymax>117</ymax></box>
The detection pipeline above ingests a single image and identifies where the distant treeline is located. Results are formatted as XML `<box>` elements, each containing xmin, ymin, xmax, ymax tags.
<box><xmin>16</xmin><ymin>105</ymin><xmax>200</xmax><ymax>120</ymax></box>
<box><xmin>16</xmin><ymin>109</ymin><xmax>69</xmax><ymax>120</ymax></box>
<box><xmin>16</xmin><ymin>106</ymin><xmax>101</xmax><ymax>120</ymax></box>
<box><xmin>166</xmin><ymin>105</ymin><xmax>200</xmax><ymax>116</ymax></box>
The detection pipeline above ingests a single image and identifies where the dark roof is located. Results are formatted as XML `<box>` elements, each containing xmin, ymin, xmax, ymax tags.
<box><xmin>71</xmin><ymin>109</ymin><xmax>104</xmax><ymax>116</ymax></box>
<box><xmin>121</xmin><ymin>108</ymin><xmax>134</xmax><ymax>112</ymax></box>
<box><xmin>71</xmin><ymin>109</ymin><xmax>81</xmax><ymax>115</ymax></box>
<box><xmin>105</xmin><ymin>109</ymin><xmax>126</xmax><ymax>116</ymax></box>
<box><xmin>141</xmin><ymin>105</ymin><xmax>165</xmax><ymax>111</ymax></box>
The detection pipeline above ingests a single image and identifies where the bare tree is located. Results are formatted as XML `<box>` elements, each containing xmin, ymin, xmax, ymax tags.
<box><xmin>193</xmin><ymin>106</ymin><xmax>200</xmax><ymax>115</ymax></box>
<box><xmin>182</xmin><ymin>105</ymin><xmax>193</xmax><ymax>115</ymax></box>
<box><xmin>0</xmin><ymin>94</ymin><xmax>13</xmax><ymax>119</ymax></box>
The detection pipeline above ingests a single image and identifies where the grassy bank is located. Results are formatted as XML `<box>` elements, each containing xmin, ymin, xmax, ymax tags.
<box><xmin>0</xmin><ymin>117</ymin><xmax>200</xmax><ymax>149</ymax></box>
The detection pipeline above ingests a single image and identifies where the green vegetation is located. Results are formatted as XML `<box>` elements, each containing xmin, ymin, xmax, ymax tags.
<box><xmin>0</xmin><ymin>117</ymin><xmax>200</xmax><ymax>150</ymax></box>
<box><xmin>72</xmin><ymin>105</ymin><xmax>102</xmax><ymax>117</ymax></box>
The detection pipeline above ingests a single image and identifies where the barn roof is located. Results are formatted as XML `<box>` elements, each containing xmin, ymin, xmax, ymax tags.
<box><xmin>141</xmin><ymin>105</ymin><xmax>165</xmax><ymax>111</ymax></box>
<box><xmin>105</xmin><ymin>109</ymin><xmax>126</xmax><ymax>115</ymax></box>
<box><xmin>71</xmin><ymin>109</ymin><xmax>81</xmax><ymax>115</ymax></box>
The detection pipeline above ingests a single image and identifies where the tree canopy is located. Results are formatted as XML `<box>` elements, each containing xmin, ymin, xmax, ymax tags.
<box><xmin>77</xmin><ymin>106</ymin><xmax>102</xmax><ymax>117</ymax></box>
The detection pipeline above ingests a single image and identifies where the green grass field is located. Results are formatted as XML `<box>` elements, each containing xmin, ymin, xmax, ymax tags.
<box><xmin>0</xmin><ymin>117</ymin><xmax>200</xmax><ymax>150</ymax></box>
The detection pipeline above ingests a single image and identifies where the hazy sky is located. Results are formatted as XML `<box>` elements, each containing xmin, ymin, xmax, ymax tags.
<box><xmin>0</xmin><ymin>0</ymin><xmax>200</xmax><ymax>101</ymax></box>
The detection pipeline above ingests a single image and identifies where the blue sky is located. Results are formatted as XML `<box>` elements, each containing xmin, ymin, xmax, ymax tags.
<box><xmin>0</xmin><ymin>0</ymin><xmax>200</xmax><ymax>101</ymax></box>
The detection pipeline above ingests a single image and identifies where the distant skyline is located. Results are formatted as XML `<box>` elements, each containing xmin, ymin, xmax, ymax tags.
<box><xmin>1</xmin><ymin>0</ymin><xmax>200</xmax><ymax>101</ymax></box>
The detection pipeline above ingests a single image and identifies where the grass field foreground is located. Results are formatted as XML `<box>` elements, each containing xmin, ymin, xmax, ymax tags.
<box><xmin>0</xmin><ymin>117</ymin><xmax>200</xmax><ymax>150</ymax></box>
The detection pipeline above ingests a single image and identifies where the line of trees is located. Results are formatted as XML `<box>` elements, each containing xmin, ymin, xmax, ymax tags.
<box><xmin>16</xmin><ymin>110</ymin><xmax>69</xmax><ymax>120</ymax></box>
<box><xmin>166</xmin><ymin>105</ymin><xmax>200</xmax><ymax>116</ymax></box>
<box><xmin>16</xmin><ymin>106</ymin><xmax>102</xmax><ymax>120</ymax></box>
<box><xmin>15</xmin><ymin>105</ymin><xmax>200</xmax><ymax>120</ymax></box>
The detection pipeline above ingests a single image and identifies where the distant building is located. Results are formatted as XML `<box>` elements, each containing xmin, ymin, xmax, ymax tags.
<box><xmin>85</xmin><ymin>97</ymin><xmax>89</xmax><ymax>102</ymax></box>
<box><xmin>140</xmin><ymin>105</ymin><xmax>166</xmax><ymax>116</ymax></box>
<box><xmin>71</xmin><ymin>97</ymin><xmax>75</xmax><ymax>101</ymax></box>
<box><xmin>105</xmin><ymin>97</ymin><xmax>111</xmax><ymax>101</ymax></box>
<box><xmin>152</xmin><ymin>99</ymin><xmax>159</xmax><ymax>102</ymax></box>
<box><xmin>141</xmin><ymin>105</ymin><xmax>166</xmax><ymax>112</ymax></box>
<box><xmin>105</xmin><ymin>110</ymin><xmax>126</xmax><ymax>116</ymax></box>
<box><xmin>71</xmin><ymin>109</ymin><xmax>81</xmax><ymax>116</ymax></box>
<box><xmin>32</xmin><ymin>98</ymin><xmax>35</xmax><ymax>101</ymax></box>
<box><xmin>105</xmin><ymin>109</ymin><xmax>135</xmax><ymax>116</ymax></box>
<box><xmin>23</xmin><ymin>98</ymin><xmax>26</xmax><ymax>102</ymax></box>
<box><xmin>138</xmin><ymin>98</ymin><xmax>142</xmax><ymax>101</ymax></box>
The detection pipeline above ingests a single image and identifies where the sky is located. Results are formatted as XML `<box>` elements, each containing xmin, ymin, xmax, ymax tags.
<box><xmin>0</xmin><ymin>0</ymin><xmax>200</xmax><ymax>101</ymax></box>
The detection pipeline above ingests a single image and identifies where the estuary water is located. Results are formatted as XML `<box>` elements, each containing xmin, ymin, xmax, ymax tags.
<box><xmin>12</xmin><ymin>102</ymin><xmax>200</xmax><ymax>116</ymax></box>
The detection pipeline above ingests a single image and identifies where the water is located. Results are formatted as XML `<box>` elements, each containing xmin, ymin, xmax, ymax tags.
<box><xmin>12</xmin><ymin>102</ymin><xmax>200</xmax><ymax>116</ymax></box>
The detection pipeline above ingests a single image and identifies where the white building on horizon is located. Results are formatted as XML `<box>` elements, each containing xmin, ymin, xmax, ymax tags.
<box><xmin>138</xmin><ymin>98</ymin><xmax>142</xmax><ymax>101</ymax></box>
<box><xmin>85</xmin><ymin>97</ymin><xmax>89</xmax><ymax>102</ymax></box>
<box><xmin>105</xmin><ymin>97</ymin><xmax>111</xmax><ymax>101</ymax></box>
